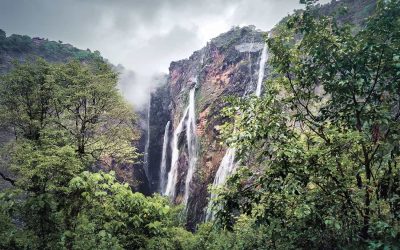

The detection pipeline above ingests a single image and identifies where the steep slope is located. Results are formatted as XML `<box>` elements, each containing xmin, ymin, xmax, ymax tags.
<box><xmin>144</xmin><ymin>75</ymin><xmax>171</xmax><ymax>192</ymax></box>
<box><xmin>147</xmin><ymin>0</ymin><xmax>379</xmax><ymax>229</ymax></box>
<box><xmin>147</xmin><ymin>25</ymin><xmax>269</xmax><ymax>229</ymax></box>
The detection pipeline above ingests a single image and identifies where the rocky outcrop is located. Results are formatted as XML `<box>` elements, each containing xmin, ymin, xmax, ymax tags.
<box><xmin>148</xmin><ymin>25</ymin><xmax>269</xmax><ymax>229</ymax></box>
<box><xmin>127</xmin><ymin>108</ymin><xmax>152</xmax><ymax>194</ymax></box>
<box><xmin>147</xmin><ymin>75</ymin><xmax>172</xmax><ymax>192</ymax></box>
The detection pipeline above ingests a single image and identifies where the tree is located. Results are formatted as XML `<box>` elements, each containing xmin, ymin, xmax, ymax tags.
<box><xmin>51</xmin><ymin>59</ymin><xmax>138</xmax><ymax>165</ymax></box>
<box><xmin>0</xmin><ymin>58</ymin><xmax>149</xmax><ymax>249</ymax></box>
<box><xmin>0</xmin><ymin>58</ymin><xmax>53</xmax><ymax>141</ymax></box>
<box><xmin>60</xmin><ymin>171</ymin><xmax>173</xmax><ymax>249</ymax></box>
<box><xmin>0</xmin><ymin>58</ymin><xmax>139</xmax><ymax>166</ymax></box>
<box><xmin>7</xmin><ymin>131</ymin><xmax>84</xmax><ymax>249</ymax></box>
<box><xmin>215</xmin><ymin>0</ymin><xmax>400</xmax><ymax>248</ymax></box>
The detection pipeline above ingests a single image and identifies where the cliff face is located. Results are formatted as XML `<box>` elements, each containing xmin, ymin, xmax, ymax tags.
<box><xmin>148</xmin><ymin>26</ymin><xmax>269</xmax><ymax>228</ymax></box>
<box><xmin>146</xmin><ymin>0</ymin><xmax>379</xmax><ymax>229</ymax></box>
<box><xmin>147</xmin><ymin>76</ymin><xmax>172</xmax><ymax>192</ymax></box>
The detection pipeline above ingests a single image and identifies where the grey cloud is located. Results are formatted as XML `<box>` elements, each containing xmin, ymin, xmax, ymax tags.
<box><xmin>116</xmin><ymin>25</ymin><xmax>202</xmax><ymax>109</ymax></box>
<box><xmin>0</xmin><ymin>0</ymin><xmax>326</xmax><ymax>107</ymax></box>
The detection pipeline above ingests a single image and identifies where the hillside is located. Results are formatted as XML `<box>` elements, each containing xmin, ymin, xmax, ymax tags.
<box><xmin>0</xmin><ymin>30</ymin><xmax>150</xmax><ymax>193</ymax></box>
<box><xmin>0</xmin><ymin>29</ymin><xmax>103</xmax><ymax>73</ymax></box>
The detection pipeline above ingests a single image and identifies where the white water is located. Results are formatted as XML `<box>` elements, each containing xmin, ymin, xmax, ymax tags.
<box><xmin>206</xmin><ymin>148</ymin><xmax>236</xmax><ymax>220</ymax></box>
<box><xmin>164</xmin><ymin>88</ymin><xmax>198</xmax><ymax>203</ymax></box>
<box><xmin>143</xmin><ymin>97</ymin><xmax>151</xmax><ymax>181</ymax></box>
<box><xmin>234</xmin><ymin>42</ymin><xmax>264</xmax><ymax>52</ymax></box>
<box><xmin>159</xmin><ymin>121</ymin><xmax>170</xmax><ymax>193</ymax></box>
<box><xmin>183</xmin><ymin>88</ymin><xmax>198</xmax><ymax>206</ymax></box>
<box><xmin>207</xmin><ymin>42</ymin><xmax>269</xmax><ymax>220</ymax></box>
<box><xmin>164</xmin><ymin>107</ymin><xmax>189</xmax><ymax>198</ymax></box>
<box><xmin>255</xmin><ymin>43</ymin><xmax>268</xmax><ymax>97</ymax></box>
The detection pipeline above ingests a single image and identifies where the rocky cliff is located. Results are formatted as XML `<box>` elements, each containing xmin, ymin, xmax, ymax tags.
<box><xmin>146</xmin><ymin>75</ymin><xmax>171</xmax><ymax>192</ymax></box>
<box><xmin>145</xmin><ymin>0</ymin><xmax>378</xmax><ymax>229</ymax></box>
<box><xmin>146</xmin><ymin>25</ymin><xmax>269</xmax><ymax>228</ymax></box>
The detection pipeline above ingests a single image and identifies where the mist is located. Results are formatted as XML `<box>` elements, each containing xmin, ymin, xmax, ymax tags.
<box><xmin>0</xmin><ymin>0</ymin><xmax>329</xmax><ymax>107</ymax></box>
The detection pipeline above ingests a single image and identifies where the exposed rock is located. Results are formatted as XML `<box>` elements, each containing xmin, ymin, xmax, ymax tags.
<box><xmin>148</xmin><ymin>25</ymin><xmax>269</xmax><ymax>229</ymax></box>
<box><xmin>146</xmin><ymin>75</ymin><xmax>172</xmax><ymax>192</ymax></box>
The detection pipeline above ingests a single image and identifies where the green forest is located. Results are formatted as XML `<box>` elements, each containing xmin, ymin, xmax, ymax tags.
<box><xmin>0</xmin><ymin>0</ymin><xmax>399</xmax><ymax>249</ymax></box>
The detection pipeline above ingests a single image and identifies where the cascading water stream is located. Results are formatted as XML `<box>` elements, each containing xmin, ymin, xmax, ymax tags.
<box><xmin>159</xmin><ymin>121</ymin><xmax>170</xmax><ymax>193</ymax></box>
<box><xmin>164</xmin><ymin>88</ymin><xmax>198</xmax><ymax>204</ymax></box>
<box><xmin>143</xmin><ymin>96</ymin><xmax>151</xmax><ymax>182</ymax></box>
<box><xmin>206</xmin><ymin>147</ymin><xmax>236</xmax><ymax>220</ymax></box>
<box><xmin>255</xmin><ymin>43</ymin><xmax>268</xmax><ymax>97</ymax></box>
<box><xmin>247</xmin><ymin>41</ymin><xmax>254</xmax><ymax>91</ymax></box>
<box><xmin>164</xmin><ymin>107</ymin><xmax>188</xmax><ymax>198</ymax></box>
<box><xmin>207</xmin><ymin>40</ymin><xmax>269</xmax><ymax>220</ymax></box>
<box><xmin>183</xmin><ymin>88</ymin><xmax>198</xmax><ymax>206</ymax></box>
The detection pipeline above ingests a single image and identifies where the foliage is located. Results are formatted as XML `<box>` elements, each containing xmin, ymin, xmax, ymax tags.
<box><xmin>214</xmin><ymin>0</ymin><xmax>400</xmax><ymax>248</ymax></box>
<box><xmin>0</xmin><ymin>33</ymin><xmax>33</xmax><ymax>53</ymax></box>
<box><xmin>51</xmin><ymin>59</ymin><xmax>139</xmax><ymax>164</ymax></box>
<box><xmin>0</xmin><ymin>29</ymin><xmax>101</xmax><ymax>61</ymax></box>
<box><xmin>0</xmin><ymin>58</ymin><xmax>162</xmax><ymax>249</ymax></box>
<box><xmin>0</xmin><ymin>58</ymin><xmax>139</xmax><ymax>166</ymax></box>
<box><xmin>1</xmin><ymin>0</ymin><xmax>400</xmax><ymax>249</ymax></box>
<box><xmin>0</xmin><ymin>58</ymin><xmax>54</xmax><ymax>140</ymax></box>
<box><xmin>60</xmin><ymin>171</ymin><xmax>173</xmax><ymax>249</ymax></box>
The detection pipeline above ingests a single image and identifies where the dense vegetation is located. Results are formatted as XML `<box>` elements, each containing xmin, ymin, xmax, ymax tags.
<box><xmin>0</xmin><ymin>0</ymin><xmax>399</xmax><ymax>249</ymax></box>
<box><xmin>213</xmin><ymin>0</ymin><xmax>400</xmax><ymax>248</ymax></box>
<box><xmin>0</xmin><ymin>58</ymin><xmax>183</xmax><ymax>249</ymax></box>
<box><xmin>0</xmin><ymin>29</ymin><xmax>101</xmax><ymax>73</ymax></box>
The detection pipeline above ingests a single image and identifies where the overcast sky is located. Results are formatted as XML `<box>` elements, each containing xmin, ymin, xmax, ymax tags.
<box><xmin>0</xmin><ymin>0</ymin><xmax>329</xmax><ymax>107</ymax></box>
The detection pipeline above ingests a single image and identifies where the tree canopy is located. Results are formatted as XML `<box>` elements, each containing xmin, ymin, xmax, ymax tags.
<box><xmin>212</xmin><ymin>0</ymin><xmax>400</xmax><ymax>248</ymax></box>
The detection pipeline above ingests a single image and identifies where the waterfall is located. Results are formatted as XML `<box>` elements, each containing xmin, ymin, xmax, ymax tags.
<box><xmin>165</xmin><ymin>88</ymin><xmax>198</xmax><ymax>203</ymax></box>
<box><xmin>244</xmin><ymin>41</ymin><xmax>255</xmax><ymax>97</ymax></box>
<box><xmin>143</xmin><ymin>96</ymin><xmax>151</xmax><ymax>182</ymax></box>
<box><xmin>207</xmin><ymin>41</ymin><xmax>269</xmax><ymax>220</ymax></box>
<box><xmin>255</xmin><ymin>43</ymin><xmax>268</xmax><ymax>97</ymax></box>
<box><xmin>159</xmin><ymin>121</ymin><xmax>170</xmax><ymax>193</ymax></box>
<box><xmin>206</xmin><ymin>148</ymin><xmax>236</xmax><ymax>220</ymax></box>
<box><xmin>164</xmin><ymin>107</ymin><xmax>188</xmax><ymax>198</ymax></box>
<box><xmin>183</xmin><ymin>88</ymin><xmax>198</xmax><ymax>206</ymax></box>
<box><xmin>248</xmin><ymin>41</ymin><xmax>254</xmax><ymax>85</ymax></box>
